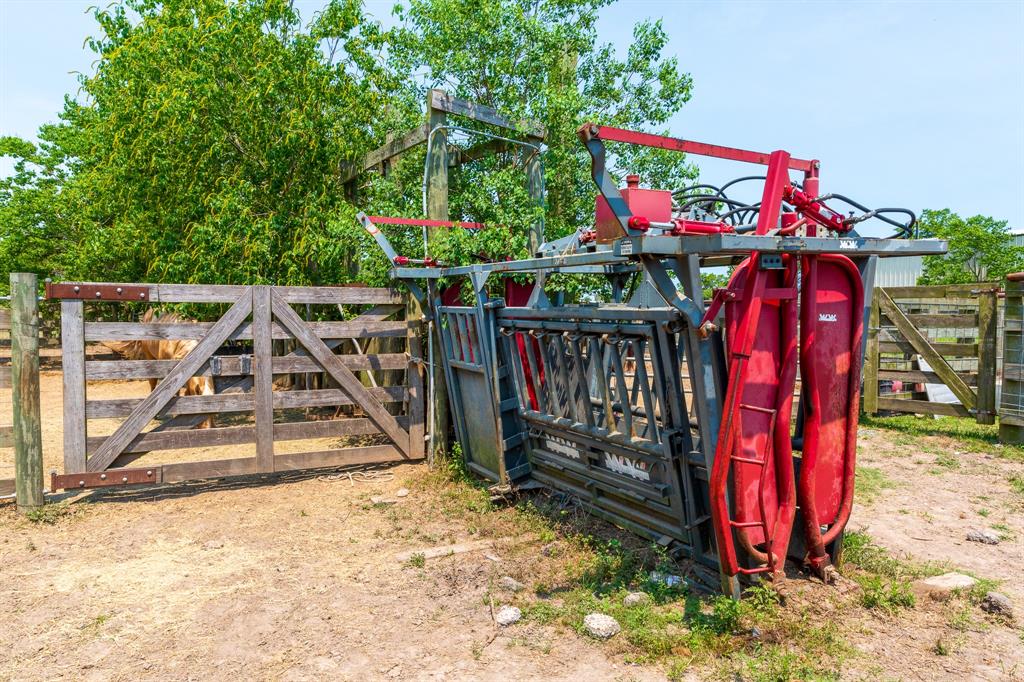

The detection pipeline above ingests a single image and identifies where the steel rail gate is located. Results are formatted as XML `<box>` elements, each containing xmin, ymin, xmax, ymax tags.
<box><xmin>360</xmin><ymin>123</ymin><xmax>947</xmax><ymax>595</ymax></box>
<box><xmin>497</xmin><ymin>305</ymin><xmax>720</xmax><ymax>578</ymax></box>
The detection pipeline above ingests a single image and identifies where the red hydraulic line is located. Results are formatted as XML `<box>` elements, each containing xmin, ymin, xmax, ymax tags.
<box><xmin>367</xmin><ymin>216</ymin><xmax>485</xmax><ymax>230</ymax></box>
<box><xmin>582</xmin><ymin>124</ymin><xmax>817</xmax><ymax>173</ymax></box>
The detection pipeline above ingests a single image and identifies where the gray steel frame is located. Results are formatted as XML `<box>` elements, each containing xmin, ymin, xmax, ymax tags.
<box><xmin>392</xmin><ymin>235</ymin><xmax>910</xmax><ymax>593</ymax></box>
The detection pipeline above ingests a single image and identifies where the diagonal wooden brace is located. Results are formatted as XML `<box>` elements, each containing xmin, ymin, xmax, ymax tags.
<box><xmin>87</xmin><ymin>292</ymin><xmax>254</xmax><ymax>472</ymax></box>
<box><xmin>270</xmin><ymin>291</ymin><xmax>412</xmax><ymax>457</ymax></box>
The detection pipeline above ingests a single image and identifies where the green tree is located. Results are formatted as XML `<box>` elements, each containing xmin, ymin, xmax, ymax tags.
<box><xmin>368</xmin><ymin>0</ymin><xmax>695</xmax><ymax>298</ymax></box>
<box><xmin>1</xmin><ymin>0</ymin><xmax>696</xmax><ymax>295</ymax></box>
<box><xmin>1</xmin><ymin>0</ymin><xmax>399</xmax><ymax>289</ymax></box>
<box><xmin>917</xmin><ymin>209</ymin><xmax>1024</xmax><ymax>284</ymax></box>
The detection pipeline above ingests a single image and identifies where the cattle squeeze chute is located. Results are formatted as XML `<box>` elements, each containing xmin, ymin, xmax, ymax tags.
<box><xmin>364</xmin><ymin>123</ymin><xmax>945</xmax><ymax>596</ymax></box>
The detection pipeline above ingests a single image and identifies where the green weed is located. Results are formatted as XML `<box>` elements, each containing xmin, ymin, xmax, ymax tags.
<box><xmin>859</xmin><ymin>575</ymin><xmax>915</xmax><ymax>613</ymax></box>
<box><xmin>855</xmin><ymin>466</ymin><xmax>896</xmax><ymax>505</ymax></box>
<box><xmin>861</xmin><ymin>415</ymin><xmax>1024</xmax><ymax>462</ymax></box>
<box><xmin>25</xmin><ymin>503</ymin><xmax>77</xmax><ymax>525</ymax></box>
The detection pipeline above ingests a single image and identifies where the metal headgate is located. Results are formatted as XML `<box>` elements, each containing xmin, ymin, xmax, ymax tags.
<box><xmin>496</xmin><ymin>305</ymin><xmax>718</xmax><ymax>572</ymax></box>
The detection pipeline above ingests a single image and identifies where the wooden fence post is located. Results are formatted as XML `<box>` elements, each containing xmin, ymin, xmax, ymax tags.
<box><xmin>976</xmin><ymin>287</ymin><xmax>998</xmax><ymax>425</ymax></box>
<box><xmin>862</xmin><ymin>289</ymin><xmax>880</xmax><ymax>415</ymax></box>
<box><xmin>11</xmin><ymin>273</ymin><xmax>43</xmax><ymax>512</ymax></box>
<box><xmin>426</xmin><ymin>91</ymin><xmax>450</xmax><ymax>459</ymax></box>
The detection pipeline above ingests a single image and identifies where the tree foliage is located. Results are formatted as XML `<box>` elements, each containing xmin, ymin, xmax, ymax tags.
<box><xmin>1</xmin><ymin>0</ymin><xmax>694</xmax><ymax>296</ymax></box>
<box><xmin>917</xmin><ymin>209</ymin><xmax>1024</xmax><ymax>284</ymax></box>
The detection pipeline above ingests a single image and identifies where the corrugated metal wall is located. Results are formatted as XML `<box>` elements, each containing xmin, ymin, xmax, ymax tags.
<box><xmin>874</xmin><ymin>231</ymin><xmax>1022</xmax><ymax>288</ymax></box>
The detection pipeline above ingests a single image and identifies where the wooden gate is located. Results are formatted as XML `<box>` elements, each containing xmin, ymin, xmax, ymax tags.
<box><xmin>47</xmin><ymin>282</ymin><xmax>424</xmax><ymax>490</ymax></box>
<box><xmin>863</xmin><ymin>283</ymin><xmax>998</xmax><ymax>424</ymax></box>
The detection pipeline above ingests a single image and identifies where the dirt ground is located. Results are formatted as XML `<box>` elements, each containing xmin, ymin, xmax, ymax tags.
<box><xmin>1</xmin><ymin>374</ymin><xmax>1022</xmax><ymax>681</ymax></box>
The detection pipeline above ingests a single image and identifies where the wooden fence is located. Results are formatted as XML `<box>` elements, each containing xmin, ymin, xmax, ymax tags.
<box><xmin>863</xmin><ymin>283</ymin><xmax>999</xmax><ymax>423</ymax></box>
<box><xmin>45</xmin><ymin>281</ymin><xmax>425</xmax><ymax>491</ymax></box>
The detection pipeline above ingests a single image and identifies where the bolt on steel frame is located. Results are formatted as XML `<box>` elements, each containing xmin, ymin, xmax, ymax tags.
<box><xmin>362</xmin><ymin>123</ymin><xmax>946</xmax><ymax>596</ymax></box>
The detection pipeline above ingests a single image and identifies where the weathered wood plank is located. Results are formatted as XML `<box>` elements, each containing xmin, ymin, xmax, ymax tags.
<box><xmin>876</xmin><ymin>397</ymin><xmax>971</xmax><ymax>417</ymax></box>
<box><xmin>0</xmin><ymin>478</ymin><xmax>14</xmax><ymax>496</ymax></box>
<box><xmin>0</xmin><ymin>366</ymin><xmax>10</xmax><ymax>389</ymax></box>
<box><xmin>84</xmin><ymin>319</ymin><xmax>407</xmax><ymax>341</ymax></box>
<box><xmin>878</xmin><ymin>340</ymin><xmax>978</xmax><ymax>357</ymax></box>
<box><xmin>12</xmin><ymin>272</ymin><xmax>44</xmax><ymax>511</ymax></box>
<box><xmin>253</xmin><ymin>286</ymin><xmax>274</xmax><ymax>473</ymax></box>
<box><xmin>49</xmin><ymin>282</ymin><xmax>400</xmax><ymax>305</ymax></box>
<box><xmin>86</xmin><ymin>386</ymin><xmax>409</xmax><ymax>418</ymax></box>
<box><xmin>62</xmin><ymin>301</ymin><xmax>87</xmax><ymax>473</ymax></box>
<box><xmin>881</xmin><ymin>284</ymin><xmax>998</xmax><ymax>299</ymax></box>
<box><xmin>90</xmin><ymin>416</ymin><xmax>408</xmax><ymax>455</ymax></box>
<box><xmin>975</xmin><ymin>290</ymin><xmax>998</xmax><ymax>425</ymax></box>
<box><xmin>271</xmin><ymin>291</ymin><xmax>411</xmax><ymax>457</ymax></box>
<box><xmin>877</xmin><ymin>289</ymin><xmax>976</xmax><ymax>410</ymax></box>
<box><xmin>878</xmin><ymin>369</ymin><xmax>978</xmax><ymax>387</ymax></box>
<box><xmin>86</xmin><ymin>292</ymin><xmax>254</xmax><ymax>472</ymax></box>
<box><xmin>429</xmin><ymin>89</ymin><xmax>545</xmax><ymax>139</ymax></box>
<box><xmin>365</xmin><ymin>125</ymin><xmax>429</xmax><ymax>171</ymax></box>
<box><xmin>85</xmin><ymin>353</ymin><xmax>410</xmax><ymax>381</ymax></box>
<box><xmin>882</xmin><ymin>313</ymin><xmax>979</xmax><ymax>329</ymax></box>
<box><xmin>863</xmin><ymin>295</ymin><xmax>880</xmax><ymax>414</ymax></box>
<box><xmin>159</xmin><ymin>444</ymin><xmax>416</xmax><ymax>484</ymax></box>
<box><xmin>0</xmin><ymin>426</ymin><xmax>13</xmax><ymax>448</ymax></box>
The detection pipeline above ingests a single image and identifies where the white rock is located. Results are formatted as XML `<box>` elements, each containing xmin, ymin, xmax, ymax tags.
<box><xmin>913</xmin><ymin>572</ymin><xmax>977</xmax><ymax>601</ymax></box>
<box><xmin>370</xmin><ymin>496</ymin><xmax>396</xmax><ymax>506</ymax></box>
<box><xmin>495</xmin><ymin>605</ymin><xmax>521</xmax><ymax>627</ymax></box>
<box><xmin>498</xmin><ymin>576</ymin><xmax>526</xmax><ymax>593</ymax></box>
<box><xmin>395</xmin><ymin>488</ymin><xmax>410</xmax><ymax>498</ymax></box>
<box><xmin>583</xmin><ymin>613</ymin><xmax>620</xmax><ymax>639</ymax></box>
<box><xmin>966</xmin><ymin>528</ymin><xmax>1000</xmax><ymax>545</ymax></box>
<box><xmin>623</xmin><ymin>591</ymin><xmax>651</xmax><ymax>607</ymax></box>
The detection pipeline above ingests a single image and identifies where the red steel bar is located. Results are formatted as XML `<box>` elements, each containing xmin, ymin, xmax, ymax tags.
<box><xmin>584</xmin><ymin>124</ymin><xmax>817</xmax><ymax>173</ymax></box>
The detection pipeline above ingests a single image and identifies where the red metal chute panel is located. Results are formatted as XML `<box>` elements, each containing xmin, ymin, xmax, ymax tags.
<box><xmin>505</xmin><ymin>280</ymin><xmax>544</xmax><ymax>411</ymax></box>
<box><xmin>799</xmin><ymin>254</ymin><xmax>864</xmax><ymax>571</ymax></box>
<box><xmin>723</xmin><ymin>258</ymin><xmax>798</xmax><ymax>555</ymax></box>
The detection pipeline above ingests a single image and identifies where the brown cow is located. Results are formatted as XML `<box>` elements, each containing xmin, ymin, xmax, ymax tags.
<box><xmin>104</xmin><ymin>309</ymin><xmax>216</xmax><ymax>428</ymax></box>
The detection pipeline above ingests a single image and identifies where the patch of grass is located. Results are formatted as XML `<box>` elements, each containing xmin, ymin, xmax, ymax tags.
<box><xmin>24</xmin><ymin>503</ymin><xmax>77</xmax><ymax>525</ymax></box>
<box><xmin>977</xmin><ymin>508</ymin><xmax>991</xmax><ymax>517</ymax></box>
<box><xmin>841</xmin><ymin>531</ymin><xmax>944</xmax><ymax>613</ymax></box>
<box><xmin>736</xmin><ymin>643</ymin><xmax>842</xmax><ymax>682</ymax></box>
<box><xmin>934</xmin><ymin>452</ymin><xmax>960</xmax><ymax>470</ymax></box>
<box><xmin>859</xmin><ymin>575</ymin><xmax>915</xmax><ymax>613</ymax></box>
<box><xmin>991</xmin><ymin>523</ymin><xmax>1016</xmax><ymax>542</ymax></box>
<box><xmin>841</xmin><ymin>530</ymin><xmax>943</xmax><ymax>581</ymax></box>
<box><xmin>860</xmin><ymin>415</ymin><xmax>1024</xmax><ymax>462</ymax></box>
<box><xmin>406</xmin><ymin>552</ymin><xmax>426</xmax><ymax>569</ymax></box>
<box><xmin>855</xmin><ymin>466</ymin><xmax>896</xmax><ymax>505</ymax></box>
<box><xmin>1009</xmin><ymin>474</ymin><xmax>1024</xmax><ymax>497</ymax></box>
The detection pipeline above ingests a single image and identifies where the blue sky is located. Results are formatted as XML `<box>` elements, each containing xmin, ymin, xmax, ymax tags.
<box><xmin>1</xmin><ymin>0</ymin><xmax>1022</xmax><ymax>232</ymax></box>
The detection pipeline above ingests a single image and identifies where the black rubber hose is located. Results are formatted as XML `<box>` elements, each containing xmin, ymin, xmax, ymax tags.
<box><xmin>676</xmin><ymin>196</ymin><xmax>752</xmax><ymax>213</ymax></box>
<box><xmin>813</xmin><ymin>193</ymin><xmax>916</xmax><ymax>234</ymax></box>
